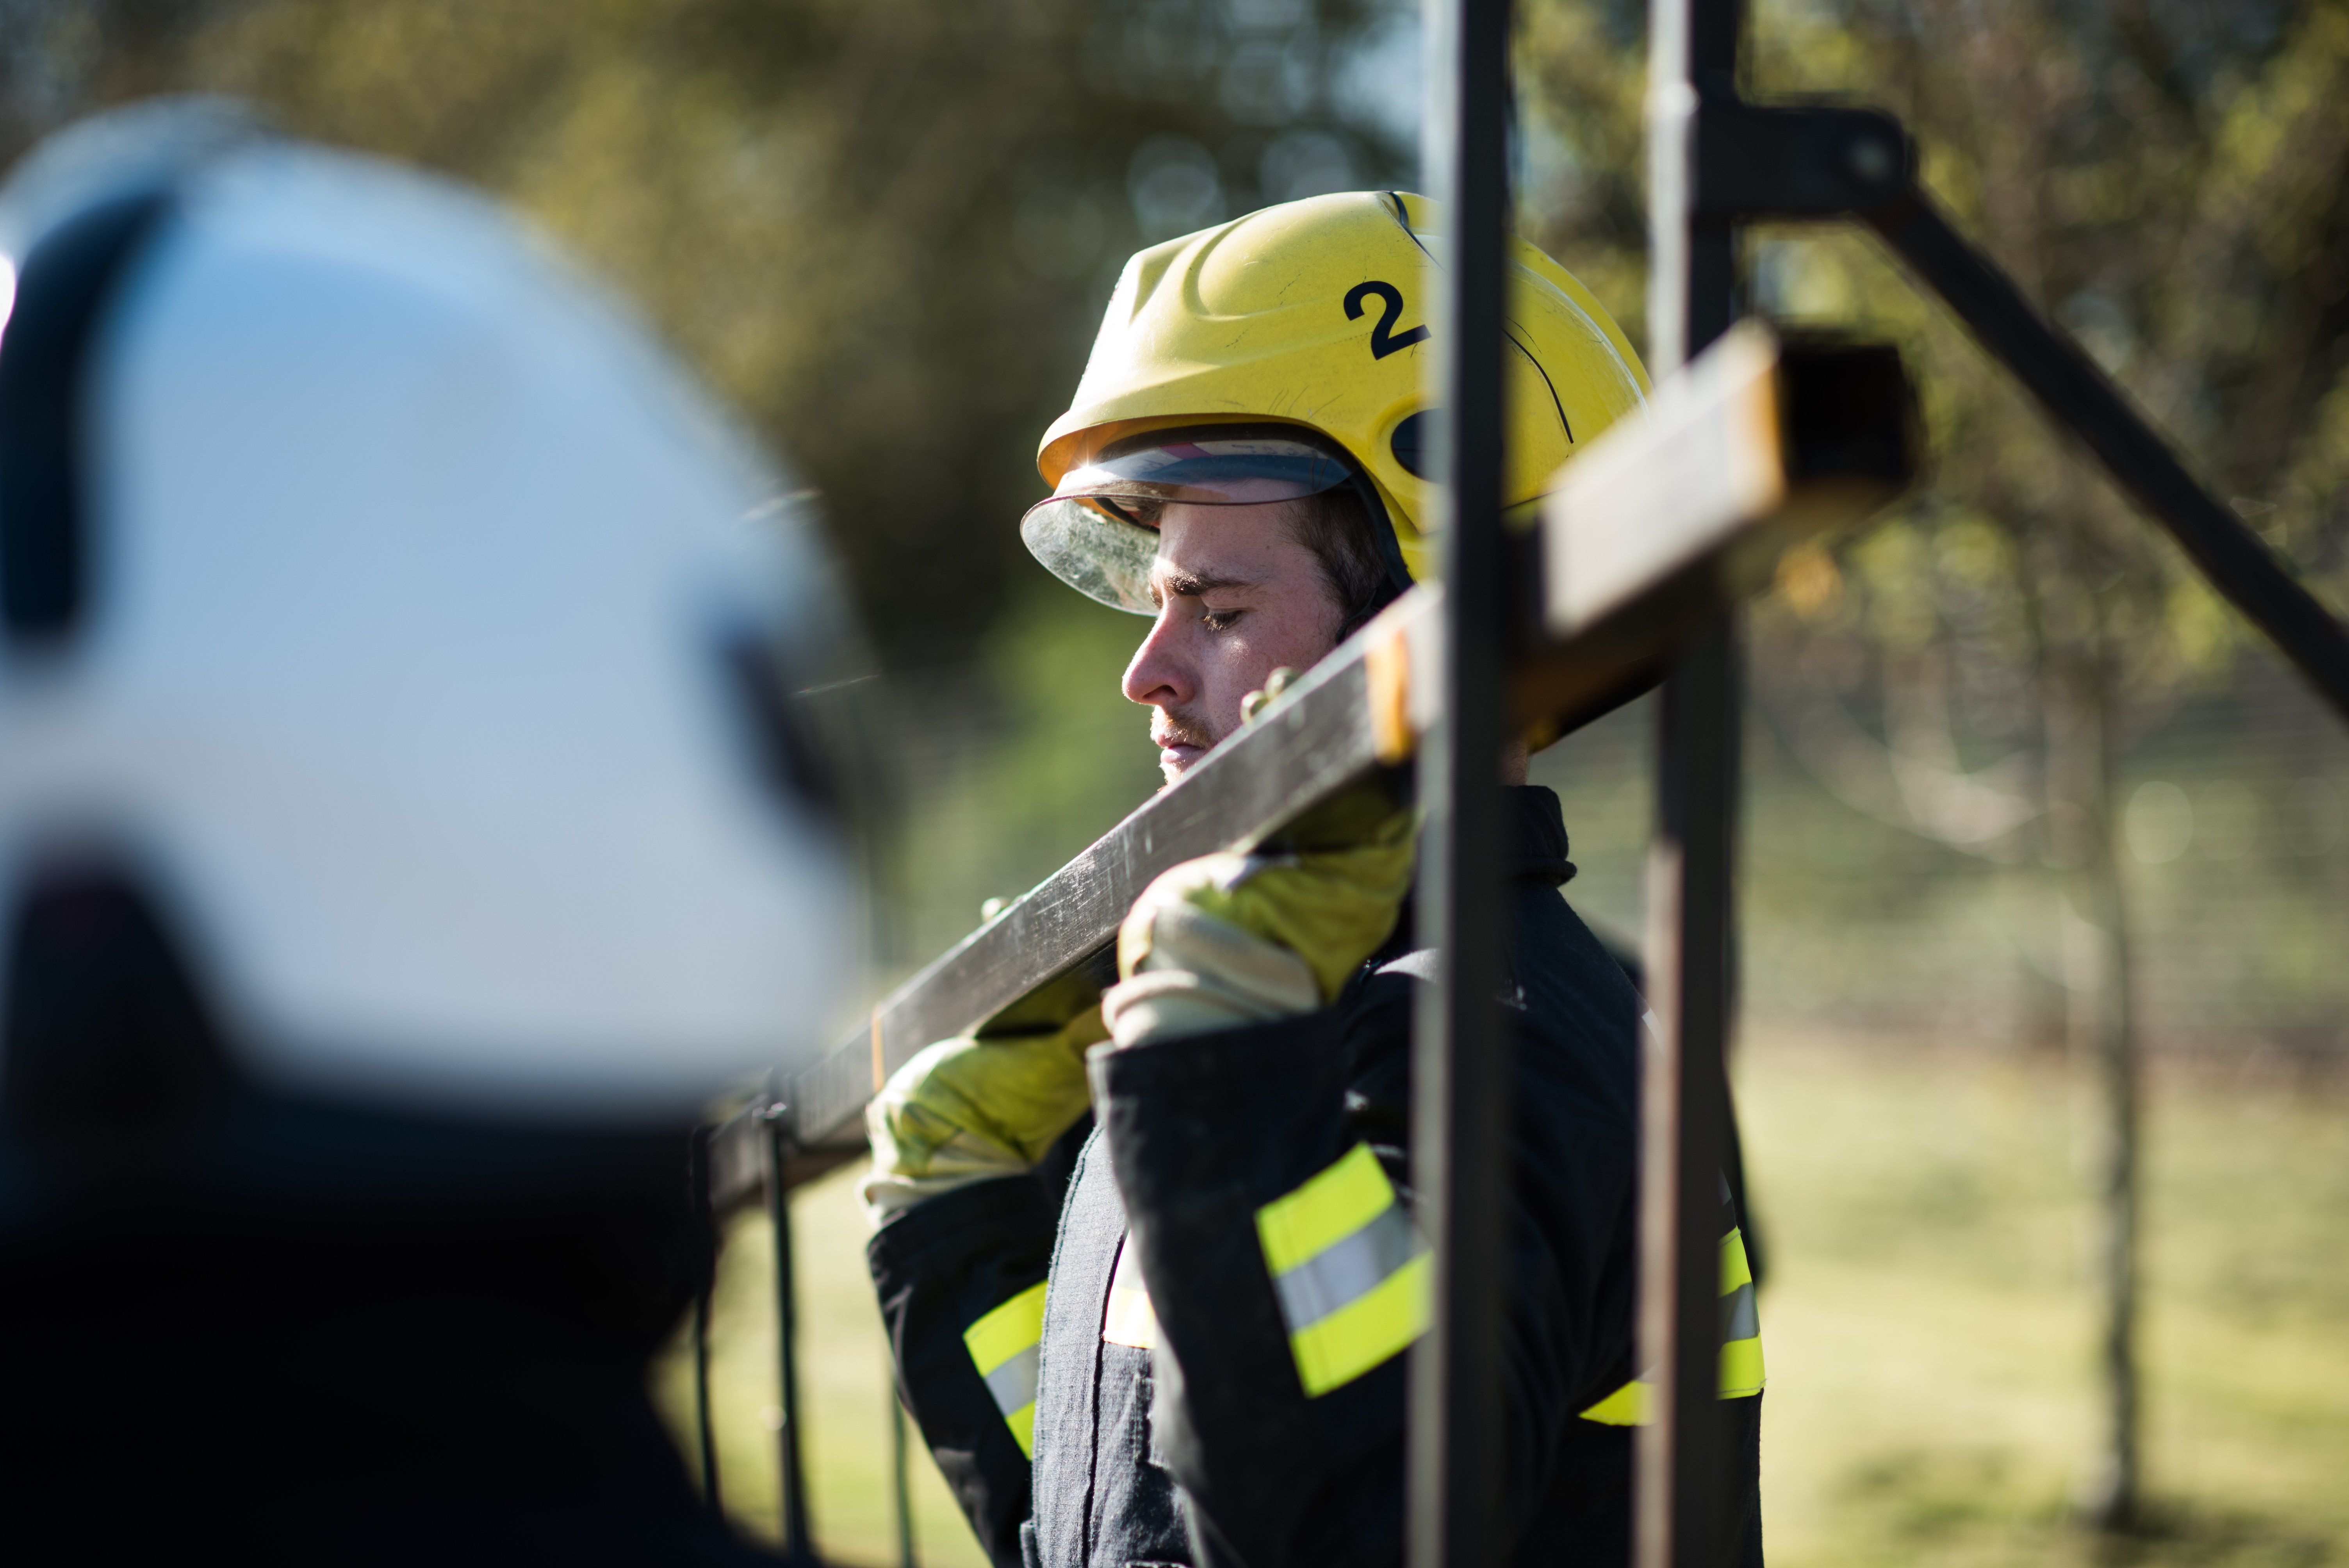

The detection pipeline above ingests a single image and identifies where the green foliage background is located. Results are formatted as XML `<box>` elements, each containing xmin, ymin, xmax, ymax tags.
<box><xmin>8</xmin><ymin>0</ymin><xmax>2349</xmax><ymax>1560</ymax></box>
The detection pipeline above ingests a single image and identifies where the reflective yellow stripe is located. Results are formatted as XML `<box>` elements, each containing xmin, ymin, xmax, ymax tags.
<box><xmin>1102</xmin><ymin>1237</ymin><xmax>1160</xmax><ymax>1349</ymax></box>
<box><xmin>1579</xmin><ymin>1225</ymin><xmax>1766</xmax><ymax>1425</ymax></box>
<box><xmin>1579</xmin><ymin>1378</ymin><xmax>1649</xmax><ymax>1426</ymax></box>
<box><xmin>1256</xmin><ymin>1143</ymin><xmax>1394</xmax><ymax>1274</ymax></box>
<box><xmin>1577</xmin><ymin>1351</ymin><xmax>1762</xmax><ymax>1426</ymax></box>
<box><xmin>963</xmin><ymin>1282</ymin><xmax>1048</xmax><ymax>1458</ymax></box>
<box><xmin>1004</xmin><ymin>1399</ymin><xmax>1038</xmax><ymax>1458</ymax></box>
<box><xmin>1721</xmin><ymin>1227</ymin><xmax>1753</xmax><ymax>1292</ymax></box>
<box><xmin>1718</xmin><ymin>1223</ymin><xmax>1763</xmax><ymax>1397</ymax></box>
<box><xmin>1290</xmin><ymin>1251</ymin><xmax>1431</xmax><ymax>1395</ymax></box>
<box><xmin>1256</xmin><ymin>1145</ymin><xmax>1430</xmax><ymax>1396</ymax></box>
<box><xmin>1103</xmin><ymin>1286</ymin><xmax>1160</xmax><ymax>1349</ymax></box>
<box><xmin>964</xmin><ymin>1281</ymin><xmax>1047</xmax><ymax>1373</ymax></box>
<box><xmin>1719</xmin><ymin>1336</ymin><xmax>1765</xmax><ymax>1399</ymax></box>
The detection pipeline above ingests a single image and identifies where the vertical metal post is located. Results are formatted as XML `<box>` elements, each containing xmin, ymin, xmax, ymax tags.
<box><xmin>1640</xmin><ymin>0</ymin><xmax>1743</xmax><ymax>1564</ymax></box>
<box><xmin>1408</xmin><ymin>0</ymin><xmax>1512</xmax><ymax>1565</ymax></box>
<box><xmin>690</xmin><ymin>1125</ymin><xmax>724</xmax><ymax>1518</ymax></box>
<box><xmin>891</xmin><ymin>1392</ymin><xmax>918</xmax><ymax>1568</ymax></box>
<box><xmin>1638</xmin><ymin>631</ymin><xmax>1739</xmax><ymax>1568</ymax></box>
<box><xmin>766</xmin><ymin>1114</ymin><xmax>817</xmax><ymax>1564</ymax></box>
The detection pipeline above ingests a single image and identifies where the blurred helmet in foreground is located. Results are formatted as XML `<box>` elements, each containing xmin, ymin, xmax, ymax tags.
<box><xmin>0</xmin><ymin>102</ymin><xmax>859</xmax><ymax>1227</ymax></box>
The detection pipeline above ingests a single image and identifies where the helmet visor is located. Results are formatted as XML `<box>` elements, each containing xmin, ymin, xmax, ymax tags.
<box><xmin>1021</xmin><ymin>433</ymin><xmax>1354</xmax><ymax>613</ymax></box>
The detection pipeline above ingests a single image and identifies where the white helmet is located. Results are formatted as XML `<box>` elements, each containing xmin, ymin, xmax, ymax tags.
<box><xmin>0</xmin><ymin>102</ymin><xmax>858</xmax><ymax>1143</ymax></box>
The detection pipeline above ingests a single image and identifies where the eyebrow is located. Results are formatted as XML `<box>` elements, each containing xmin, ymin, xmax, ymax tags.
<box><xmin>1149</xmin><ymin>567</ymin><xmax>1256</xmax><ymax>606</ymax></box>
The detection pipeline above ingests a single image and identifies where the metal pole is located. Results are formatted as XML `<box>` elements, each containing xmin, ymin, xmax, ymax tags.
<box><xmin>1862</xmin><ymin>196</ymin><xmax>2349</xmax><ymax>726</ymax></box>
<box><xmin>690</xmin><ymin>1125</ymin><xmax>724</xmax><ymax>1518</ymax></box>
<box><xmin>1638</xmin><ymin>627</ymin><xmax>1740</xmax><ymax>1568</ymax></box>
<box><xmin>1408</xmin><ymin>0</ymin><xmax>1512</xmax><ymax>1563</ymax></box>
<box><xmin>891</xmin><ymin>1392</ymin><xmax>918</xmax><ymax>1568</ymax></box>
<box><xmin>766</xmin><ymin>1113</ymin><xmax>817</xmax><ymax>1564</ymax></box>
<box><xmin>1640</xmin><ymin>0</ymin><xmax>1743</xmax><ymax>1562</ymax></box>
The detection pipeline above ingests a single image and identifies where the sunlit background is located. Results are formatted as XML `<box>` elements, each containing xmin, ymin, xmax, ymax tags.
<box><xmin>9</xmin><ymin>0</ymin><xmax>2344</xmax><ymax>1561</ymax></box>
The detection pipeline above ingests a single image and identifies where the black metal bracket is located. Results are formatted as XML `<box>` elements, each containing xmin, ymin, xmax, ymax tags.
<box><xmin>1692</xmin><ymin>100</ymin><xmax>1914</xmax><ymax>222</ymax></box>
<box><xmin>1682</xmin><ymin>91</ymin><xmax>2349</xmax><ymax>724</ymax></box>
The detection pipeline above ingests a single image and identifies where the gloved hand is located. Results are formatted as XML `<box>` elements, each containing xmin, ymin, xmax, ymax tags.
<box><xmin>862</xmin><ymin>1005</ymin><xmax>1109</xmax><ymax>1224</ymax></box>
<box><xmin>1103</xmin><ymin>789</ymin><xmax>1417</xmax><ymax>1049</ymax></box>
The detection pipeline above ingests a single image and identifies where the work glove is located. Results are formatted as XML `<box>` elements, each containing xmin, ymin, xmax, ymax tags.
<box><xmin>861</xmin><ymin>1005</ymin><xmax>1109</xmax><ymax>1225</ymax></box>
<box><xmin>1102</xmin><ymin>781</ymin><xmax>1417</xmax><ymax>1049</ymax></box>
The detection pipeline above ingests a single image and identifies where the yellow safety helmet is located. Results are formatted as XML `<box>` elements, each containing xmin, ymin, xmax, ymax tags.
<box><xmin>1022</xmin><ymin>190</ymin><xmax>1649</xmax><ymax>615</ymax></box>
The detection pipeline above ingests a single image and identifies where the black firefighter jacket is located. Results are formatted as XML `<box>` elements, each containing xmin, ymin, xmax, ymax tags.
<box><xmin>868</xmin><ymin>785</ymin><xmax>1764</xmax><ymax>1568</ymax></box>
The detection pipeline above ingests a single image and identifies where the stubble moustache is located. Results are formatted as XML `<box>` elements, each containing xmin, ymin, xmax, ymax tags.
<box><xmin>1150</xmin><ymin>705</ymin><xmax>1221</xmax><ymax>784</ymax></box>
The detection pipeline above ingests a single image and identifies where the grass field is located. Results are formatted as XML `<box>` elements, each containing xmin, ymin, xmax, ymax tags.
<box><xmin>657</xmin><ymin>1031</ymin><xmax>2349</xmax><ymax>1566</ymax></box>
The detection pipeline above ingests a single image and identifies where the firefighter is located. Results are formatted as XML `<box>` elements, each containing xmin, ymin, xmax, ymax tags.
<box><xmin>866</xmin><ymin>192</ymin><xmax>1764</xmax><ymax>1566</ymax></box>
<box><xmin>0</xmin><ymin>102</ymin><xmax>859</xmax><ymax>1563</ymax></box>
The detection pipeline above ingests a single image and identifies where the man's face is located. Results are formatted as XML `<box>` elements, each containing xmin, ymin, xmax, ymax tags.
<box><xmin>1120</xmin><ymin>495</ymin><xmax>1343</xmax><ymax>784</ymax></box>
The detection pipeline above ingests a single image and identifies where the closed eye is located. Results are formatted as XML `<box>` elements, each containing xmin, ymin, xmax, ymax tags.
<box><xmin>1148</xmin><ymin>569</ymin><xmax>1256</xmax><ymax>623</ymax></box>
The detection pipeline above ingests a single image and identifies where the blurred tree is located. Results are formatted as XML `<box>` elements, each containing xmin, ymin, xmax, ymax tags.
<box><xmin>1518</xmin><ymin>0</ymin><xmax>2349</xmax><ymax>1534</ymax></box>
<box><xmin>0</xmin><ymin>0</ymin><xmax>1413</xmax><ymax>667</ymax></box>
<box><xmin>0</xmin><ymin>0</ymin><xmax>1427</xmax><ymax>971</ymax></box>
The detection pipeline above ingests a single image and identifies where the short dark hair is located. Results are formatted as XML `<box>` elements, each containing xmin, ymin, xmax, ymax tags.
<box><xmin>1283</xmin><ymin>485</ymin><xmax>1394</xmax><ymax>641</ymax></box>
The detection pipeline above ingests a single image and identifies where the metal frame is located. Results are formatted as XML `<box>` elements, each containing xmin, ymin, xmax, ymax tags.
<box><xmin>1408</xmin><ymin>0</ymin><xmax>1514</xmax><ymax>1559</ymax></box>
<box><xmin>1630</xmin><ymin>0</ymin><xmax>2349</xmax><ymax>1561</ymax></box>
<box><xmin>691</xmin><ymin>0</ymin><xmax>2349</xmax><ymax>1556</ymax></box>
<box><xmin>1636</xmin><ymin>0</ymin><xmax>1747</xmax><ymax>1560</ymax></box>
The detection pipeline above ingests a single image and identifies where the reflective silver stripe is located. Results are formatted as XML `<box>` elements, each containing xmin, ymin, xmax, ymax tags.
<box><xmin>1720</xmin><ymin>1282</ymin><xmax>1757</xmax><ymax>1343</ymax></box>
<box><xmin>984</xmin><ymin>1343</ymin><xmax>1041</xmax><ymax>1418</ymax></box>
<box><xmin>1271</xmin><ymin>1203</ymin><xmax>1420</xmax><ymax>1331</ymax></box>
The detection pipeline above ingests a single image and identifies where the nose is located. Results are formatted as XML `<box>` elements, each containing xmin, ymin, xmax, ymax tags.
<box><xmin>1123</xmin><ymin>604</ymin><xmax>1196</xmax><ymax>711</ymax></box>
